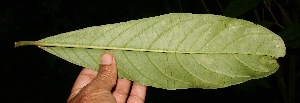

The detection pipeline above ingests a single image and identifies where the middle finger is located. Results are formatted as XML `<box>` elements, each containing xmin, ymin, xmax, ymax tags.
<box><xmin>112</xmin><ymin>78</ymin><xmax>132</xmax><ymax>103</ymax></box>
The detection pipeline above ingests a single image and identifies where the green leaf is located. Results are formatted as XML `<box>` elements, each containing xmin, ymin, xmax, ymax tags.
<box><xmin>223</xmin><ymin>0</ymin><xmax>262</xmax><ymax>17</ymax></box>
<box><xmin>15</xmin><ymin>13</ymin><xmax>286</xmax><ymax>90</ymax></box>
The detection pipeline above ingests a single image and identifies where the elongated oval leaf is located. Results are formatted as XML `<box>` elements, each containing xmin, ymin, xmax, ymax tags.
<box><xmin>15</xmin><ymin>13</ymin><xmax>286</xmax><ymax>90</ymax></box>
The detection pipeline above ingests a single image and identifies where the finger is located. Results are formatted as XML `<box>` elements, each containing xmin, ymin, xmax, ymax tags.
<box><xmin>112</xmin><ymin>78</ymin><xmax>132</xmax><ymax>103</ymax></box>
<box><xmin>88</xmin><ymin>53</ymin><xmax>117</xmax><ymax>91</ymax></box>
<box><xmin>67</xmin><ymin>68</ymin><xmax>97</xmax><ymax>101</ymax></box>
<box><xmin>127</xmin><ymin>82</ymin><xmax>147</xmax><ymax>103</ymax></box>
<box><xmin>68</xmin><ymin>54</ymin><xmax>117</xmax><ymax>103</ymax></box>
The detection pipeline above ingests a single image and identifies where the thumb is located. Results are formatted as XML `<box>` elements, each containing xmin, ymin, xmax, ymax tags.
<box><xmin>67</xmin><ymin>53</ymin><xmax>118</xmax><ymax>103</ymax></box>
<box><xmin>89</xmin><ymin>53</ymin><xmax>117</xmax><ymax>91</ymax></box>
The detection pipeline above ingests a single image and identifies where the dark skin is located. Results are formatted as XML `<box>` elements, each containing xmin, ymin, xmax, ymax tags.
<box><xmin>67</xmin><ymin>53</ymin><xmax>147</xmax><ymax>103</ymax></box>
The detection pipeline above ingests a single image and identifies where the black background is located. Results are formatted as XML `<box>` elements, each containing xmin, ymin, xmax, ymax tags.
<box><xmin>1</xmin><ymin>0</ymin><xmax>299</xmax><ymax>103</ymax></box>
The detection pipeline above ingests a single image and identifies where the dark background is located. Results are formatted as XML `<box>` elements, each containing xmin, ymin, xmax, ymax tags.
<box><xmin>1</xmin><ymin>0</ymin><xmax>299</xmax><ymax>103</ymax></box>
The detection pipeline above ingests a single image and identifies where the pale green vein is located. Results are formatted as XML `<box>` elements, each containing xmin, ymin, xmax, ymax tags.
<box><xmin>17</xmin><ymin>41</ymin><xmax>272</xmax><ymax>55</ymax></box>
<box><xmin>196</xmin><ymin>19</ymin><xmax>232</xmax><ymax>51</ymax></box>
<box><xmin>233</xmin><ymin>54</ymin><xmax>261</xmax><ymax>73</ymax></box>
<box><xmin>84</xmin><ymin>49</ymin><xmax>98</xmax><ymax>67</ymax></box>
<box><xmin>175</xmin><ymin>19</ymin><xmax>203</xmax><ymax>51</ymax></box>
<box><xmin>88</xmin><ymin>25</ymin><xmax>120</xmax><ymax>46</ymax></box>
<box><xmin>123</xmin><ymin>16</ymin><xmax>165</xmax><ymax>48</ymax></box>
<box><xmin>73</xmin><ymin>27</ymin><xmax>101</xmax><ymax>45</ymax></box>
<box><xmin>192</xmin><ymin>54</ymin><xmax>231</xmax><ymax>78</ymax></box>
<box><xmin>145</xmin><ymin>52</ymin><xmax>189</xmax><ymax>86</ymax></box>
<box><xmin>148</xmin><ymin>19</ymin><xmax>195</xmax><ymax>50</ymax></box>
<box><xmin>165</xmin><ymin>19</ymin><xmax>197</xmax><ymax>51</ymax></box>
<box><xmin>220</xmin><ymin>26</ymin><xmax>248</xmax><ymax>51</ymax></box>
<box><xmin>175</xmin><ymin>53</ymin><xmax>222</xmax><ymax>87</ymax></box>
<box><xmin>187</xmin><ymin>23</ymin><xmax>213</xmax><ymax>52</ymax></box>
<box><xmin>61</xmin><ymin>47</ymin><xmax>77</xmax><ymax>65</ymax></box>
<box><xmin>107</xmin><ymin>20</ymin><xmax>144</xmax><ymax>46</ymax></box>
<box><xmin>254</xmin><ymin>36</ymin><xmax>267</xmax><ymax>53</ymax></box>
<box><xmin>72</xmin><ymin>48</ymin><xmax>90</xmax><ymax>68</ymax></box>
<box><xmin>122</xmin><ymin>51</ymin><xmax>164</xmax><ymax>88</ymax></box>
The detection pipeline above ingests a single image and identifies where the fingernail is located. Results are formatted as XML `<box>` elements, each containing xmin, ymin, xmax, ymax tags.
<box><xmin>100</xmin><ymin>53</ymin><xmax>113</xmax><ymax>65</ymax></box>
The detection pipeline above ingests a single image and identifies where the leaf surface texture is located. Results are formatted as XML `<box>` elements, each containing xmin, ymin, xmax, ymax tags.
<box><xmin>20</xmin><ymin>13</ymin><xmax>286</xmax><ymax>89</ymax></box>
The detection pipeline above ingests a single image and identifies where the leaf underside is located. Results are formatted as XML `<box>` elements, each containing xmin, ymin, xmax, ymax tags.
<box><xmin>17</xmin><ymin>13</ymin><xmax>286</xmax><ymax>90</ymax></box>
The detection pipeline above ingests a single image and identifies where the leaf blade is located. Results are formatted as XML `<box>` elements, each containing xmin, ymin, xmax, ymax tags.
<box><xmin>16</xmin><ymin>13</ymin><xmax>286</xmax><ymax>90</ymax></box>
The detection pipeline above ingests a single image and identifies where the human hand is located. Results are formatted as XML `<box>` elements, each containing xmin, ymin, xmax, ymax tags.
<box><xmin>67</xmin><ymin>53</ymin><xmax>147</xmax><ymax>103</ymax></box>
